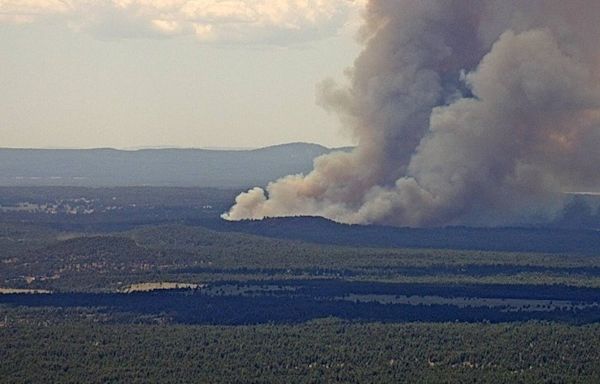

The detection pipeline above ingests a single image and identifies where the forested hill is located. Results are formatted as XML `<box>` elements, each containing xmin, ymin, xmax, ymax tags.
<box><xmin>0</xmin><ymin>143</ymin><xmax>347</xmax><ymax>187</ymax></box>
<box><xmin>201</xmin><ymin>216</ymin><xmax>600</xmax><ymax>254</ymax></box>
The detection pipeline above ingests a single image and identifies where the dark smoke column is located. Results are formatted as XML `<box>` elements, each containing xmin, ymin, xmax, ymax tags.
<box><xmin>223</xmin><ymin>0</ymin><xmax>600</xmax><ymax>227</ymax></box>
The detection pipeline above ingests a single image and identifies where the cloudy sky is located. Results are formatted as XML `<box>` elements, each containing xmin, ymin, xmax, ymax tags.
<box><xmin>0</xmin><ymin>0</ymin><xmax>363</xmax><ymax>149</ymax></box>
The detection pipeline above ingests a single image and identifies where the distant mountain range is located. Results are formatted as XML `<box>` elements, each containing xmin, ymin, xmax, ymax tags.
<box><xmin>0</xmin><ymin>143</ymin><xmax>350</xmax><ymax>188</ymax></box>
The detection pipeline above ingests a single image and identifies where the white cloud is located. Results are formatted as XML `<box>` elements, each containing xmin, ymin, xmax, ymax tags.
<box><xmin>0</xmin><ymin>0</ymin><xmax>70</xmax><ymax>23</ymax></box>
<box><xmin>0</xmin><ymin>0</ymin><xmax>364</xmax><ymax>44</ymax></box>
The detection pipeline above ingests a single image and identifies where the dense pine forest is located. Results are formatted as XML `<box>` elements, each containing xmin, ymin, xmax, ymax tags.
<box><xmin>1</xmin><ymin>187</ymin><xmax>600</xmax><ymax>382</ymax></box>
<box><xmin>2</xmin><ymin>317</ymin><xmax>600</xmax><ymax>383</ymax></box>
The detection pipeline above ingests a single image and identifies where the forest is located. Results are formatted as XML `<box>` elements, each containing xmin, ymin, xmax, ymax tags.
<box><xmin>1</xmin><ymin>187</ymin><xmax>600</xmax><ymax>382</ymax></box>
<box><xmin>2</xmin><ymin>314</ymin><xmax>600</xmax><ymax>383</ymax></box>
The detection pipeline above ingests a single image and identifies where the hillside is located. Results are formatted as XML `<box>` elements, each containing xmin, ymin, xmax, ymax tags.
<box><xmin>0</xmin><ymin>143</ymin><xmax>347</xmax><ymax>188</ymax></box>
<box><xmin>201</xmin><ymin>216</ymin><xmax>600</xmax><ymax>254</ymax></box>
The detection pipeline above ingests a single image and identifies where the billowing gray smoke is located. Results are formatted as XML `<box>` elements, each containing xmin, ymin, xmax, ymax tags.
<box><xmin>223</xmin><ymin>0</ymin><xmax>600</xmax><ymax>227</ymax></box>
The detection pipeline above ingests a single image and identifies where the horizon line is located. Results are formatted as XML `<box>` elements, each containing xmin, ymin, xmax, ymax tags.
<box><xmin>0</xmin><ymin>142</ymin><xmax>351</xmax><ymax>152</ymax></box>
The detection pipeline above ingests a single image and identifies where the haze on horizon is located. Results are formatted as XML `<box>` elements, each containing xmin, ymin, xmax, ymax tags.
<box><xmin>0</xmin><ymin>0</ymin><xmax>364</xmax><ymax>150</ymax></box>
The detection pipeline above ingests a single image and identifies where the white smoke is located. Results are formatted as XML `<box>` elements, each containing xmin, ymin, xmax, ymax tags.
<box><xmin>224</xmin><ymin>0</ymin><xmax>600</xmax><ymax>227</ymax></box>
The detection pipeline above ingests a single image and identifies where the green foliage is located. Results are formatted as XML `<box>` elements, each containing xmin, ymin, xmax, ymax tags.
<box><xmin>1</xmin><ymin>315</ymin><xmax>599</xmax><ymax>383</ymax></box>
<box><xmin>2</xmin><ymin>205</ymin><xmax>600</xmax><ymax>383</ymax></box>
<box><xmin>3</xmin><ymin>223</ymin><xmax>600</xmax><ymax>292</ymax></box>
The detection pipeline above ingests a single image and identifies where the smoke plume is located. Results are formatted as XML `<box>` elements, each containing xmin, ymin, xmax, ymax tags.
<box><xmin>224</xmin><ymin>0</ymin><xmax>600</xmax><ymax>227</ymax></box>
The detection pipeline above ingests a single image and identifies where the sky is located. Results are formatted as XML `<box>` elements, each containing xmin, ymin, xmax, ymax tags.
<box><xmin>0</xmin><ymin>0</ymin><xmax>364</xmax><ymax>149</ymax></box>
